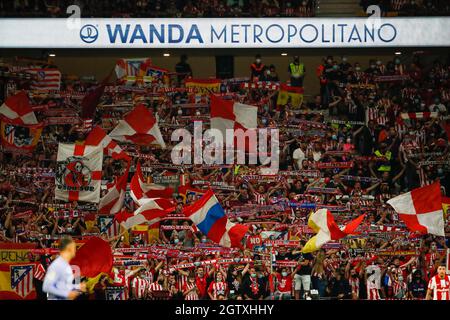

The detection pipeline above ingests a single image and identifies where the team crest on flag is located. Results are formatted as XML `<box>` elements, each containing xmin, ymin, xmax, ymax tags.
<box><xmin>55</xmin><ymin>144</ymin><xmax>103</xmax><ymax>203</ymax></box>
<box><xmin>10</xmin><ymin>265</ymin><xmax>33</xmax><ymax>298</ymax></box>
<box><xmin>105</xmin><ymin>287</ymin><xmax>126</xmax><ymax>300</ymax></box>
<box><xmin>0</xmin><ymin>119</ymin><xmax>43</xmax><ymax>154</ymax></box>
<box><xmin>98</xmin><ymin>216</ymin><xmax>120</xmax><ymax>238</ymax></box>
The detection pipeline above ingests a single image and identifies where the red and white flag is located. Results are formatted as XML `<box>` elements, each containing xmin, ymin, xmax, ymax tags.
<box><xmin>85</xmin><ymin>126</ymin><xmax>130</xmax><ymax>161</ymax></box>
<box><xmin>99</xmin><ymin>166</ymin><xmax>129</xmax><ymax>215</ymax></box>
<box><xmin>209</xmin><ymin>94</ymin><xmax>258</xmax><ymax>153</ymax></box>
<box><xmin>210</xmin><ymin>94</ymin><xmax>257</xmax><ymax>136</ymax></box>
<box><xmin>130</xmin><ymin>162</ymin><xmax>174</xmax><ymax>205</ymax></box>
<box><xmin>0</xmin><ymin>91</ymin><xmax>38</xmax><ymax>125</ymax></box>
<box><xmin>109</xmin><ymin>104</ymin><xmax>165</xmax><ymax>148</ymax></box>
<box><xmin>26</xmin><ymin>68</ymin><xmax>61</xmax><ymax>91</ymax></box>
<box><xmin>115</xmin><ymin>198</ymin><xmax>175</xmax><ymax>229</ymax></box>
<box><xmin>55</xmin><ymin>143</ymin><xmax>103</xmax><ymax>203</ymax></box>
<box><xmin>387</xmin><ymin>182</ymin><xmax>445</xmax><ymax>236</ymax></box>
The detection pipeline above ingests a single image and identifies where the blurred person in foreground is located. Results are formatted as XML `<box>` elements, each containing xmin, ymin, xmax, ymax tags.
<box><xmin>42</xmin><ymin>236</ymin><xmax>86</xmax><ymax>300</ymax></box>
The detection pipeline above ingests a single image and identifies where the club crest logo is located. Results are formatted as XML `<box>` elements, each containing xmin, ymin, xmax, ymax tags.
<box><xmin>10</xmin><ymin>265</ymin><xmax>33</xmax><ymax>298</ymax></box>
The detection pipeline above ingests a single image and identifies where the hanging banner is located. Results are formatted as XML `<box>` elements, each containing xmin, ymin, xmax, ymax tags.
<box><xmin>185</xmin><ymin>79</ymin><xmax>221</xmax><ymax>94</ymax></box>
<box><xmin>1</xmin><ymin>18</ymin><xmax>450</xmax><ymax>48</ymax></box>
<box><xmin>0</xmin><ymin>243</ymin><xmax>37</xmax><ymax>264</ymax></box>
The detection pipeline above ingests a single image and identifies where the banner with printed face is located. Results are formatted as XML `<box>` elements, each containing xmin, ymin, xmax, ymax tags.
<box><xmin>0</xmin><ymin>118</ymin><xmax>43</xmax><ymax>154</ymax></box>
<box><xmin>55</xmin><ymin>143</ymin><xmax>103</xmax><ymax>203</ymax></box>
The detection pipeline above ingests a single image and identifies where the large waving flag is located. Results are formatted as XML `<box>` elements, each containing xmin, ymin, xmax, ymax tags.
<box><xmin>99</xmin><ymin>165</ymin><xmax>129</xmax><ymax>214</ymax></box>
<box><xmin>303</xmin><ymin>209</ymin><xmax>365</xmax><ymax>253</ymax></box>
<box><xmin>183</xmin><ymin>190</ymin><xmax>249</xmax><ymax>248</ymax></box>
<box><xmin>115</xmin><ymin>198</ymin><xmax>175</xmax><ymax>229</ymax></box>
<box><xmin>55</xmin><ymin>143</ymin><xmax>103</xmax><ymax>203</ymax></box>
<box><xmin>387</xmin><ymin>181</ymin><xmax>445</xmax><ymax>236</ymax></box>
<box><xmin>109</xmin><ymin>104</ymin><xmax>165</xmax><ymax>148</ymax></box>
<box><xmin>210</xmin><ymin>94</ymin><xmax>257</xmax><ymax>136</ymax></box>
<box><xmin>85</xmin><ymin>126</ymin><xmax>130</xmax><ymax>161</ymax></box>
<box><xmin>71</xmin><ymin>237</ymin><xmax>113</xmax><ymax>278</ymax></box>
<box><xmin>70</xmin><ymin>237</ymin><xmax>113</xmax><ymax>293</ymax></box>
<box><xmin>0</xmin><ymin>91</ymin><xmax>38</xmax><ymax>125</ymax></box>
<box><xmin>130</xmin><ymin>162</ymin><xmax>173</xmax><ymax>205</ymax></box>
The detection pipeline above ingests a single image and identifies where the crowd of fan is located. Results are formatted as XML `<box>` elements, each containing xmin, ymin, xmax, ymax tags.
<box><xmin>0</xmin><ymin>0</ymin><xmax>316</xmax><ymax>17</ymax></box>
<box><xmin>0</xmin><ymin>51</ymin><xmax>450</xmax><ymax>300</ymax></box>
<box><xmin>360</xmin><ymin>0</ymin><xmax>450</xmax><ymax>16</ymax></box>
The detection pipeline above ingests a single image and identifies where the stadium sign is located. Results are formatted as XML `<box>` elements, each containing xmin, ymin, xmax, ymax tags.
<box><xmin>0</xmin><ymin>18</ymin><xmax>449</xmax><ymax>48</ymax></box>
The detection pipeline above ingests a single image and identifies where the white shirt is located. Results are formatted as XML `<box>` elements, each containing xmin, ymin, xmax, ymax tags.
<box><xmin>293</xmin><ymin>148</ymin><xmax>305</xmax><ymax>169</ymax></box>
<box><xmin>366</xmin><ymin>265</ymin><xmax>381</xmax><ymax>289</ymax></box>
<box><xmin>43</xmin><ymin>256</ymin><xmax>80</xmax><ymax>300</ymax></box>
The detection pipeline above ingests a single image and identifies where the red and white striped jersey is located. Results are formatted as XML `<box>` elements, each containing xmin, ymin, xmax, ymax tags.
<box><xmin>375</xmin><ymin>116</ymin><xmax>388</xmax><ymax>126</ymax></box>
<box><xmin>419</xmin><ymin>168</ymin><xmax>434</xmax><ymax>187</ymax></box>
<box><xmin>427</xmin><ymin>275</ymin><xmax>450</xmax><ymax>300</ymax></box>
<box><xmin>177</xmin><ymin>274</ymin><xmax>188</xmax><ymax>290</ymax></box>
<box><xmin>366</xmin><ymin>107</ymin><xmax>378</xmax><ymax>123</ymax></box>
<box><xmin>131</xmin><ymin>277</ymin><xmax>149</xmax><ymax>299</ymax></box>
<box><xmin>148</xmin><ymin>281</ymin><xmax>164</xmax><ymax>293</ymax></box>
<box><xmin>349</xmin><ymin>277</ymin><xmax>360</xmax><ymax>297</ymax></box>
<box><xmin>183</xmin><ymin>282</ymin><xmax>199</xmax><ymax>300</ymax></box>
<box><xmin>253</xmin><ymin>191</ymin><xmax>266</xmax><ymax>204</ymax></box>
<box><xmin>33</xmin><ymin>263</ymin><xmax>46</xmax><ymax>281</ymax></box>
<box><xmin>392</xmin><ymin>280</ymin><xmax>408</xmax><ymax>297</ymax></box>
<box><xmin>207</xmin><ymin>281</ymin><xmax>227</xmax><ymax>298</ymax></box>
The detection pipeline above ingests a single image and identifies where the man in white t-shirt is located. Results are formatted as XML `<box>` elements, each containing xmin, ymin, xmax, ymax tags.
<box><xmin>293</xmin><ymin>144</ymin><xmax>306</xmax><ymax>169</ymax></box>
<box><xmin>366</xmin><ymin>262</ymin><xmax>382</xmax><ymax>300</ymax></box>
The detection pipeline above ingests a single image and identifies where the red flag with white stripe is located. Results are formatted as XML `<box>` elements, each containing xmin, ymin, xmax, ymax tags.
<box><xmin>115</xmin><ymin>198</ymin><xmax>175</xmax><ymax>229</ymax></box>
<box><xmin>387</xmin><ymin>181</ymin><xmax>445</xmax><ymax>236</ymax></box>
<box><xmin>99</xmin><ymin>165</ymin><xmax>129</xmax><ymax>214</ymax></box>
<box><xmin>210</xmin><ymin>94</ymin><xmax>257</xmax><ymax>153</ymax></box>
<box><xmin>130</xmin><ymin>162</ymin><xmax>174</xmax><ymax>205</ymax></box>
<box><xmin>109</xmin><ymin>104</ymin><xmax>165</xmax><ymax>148</ymax></box>
<box><xmin>55</xmin><ymin>143</ymin><xmax>103</xmax><ymax>203</ymax></box>
<box><xmin>85</xmin><ymin>126</ymin><xmax>130</xmax><ymax>161</ymax></box>
<box><xmin>0</xmin><ymin>91</ymin><xmax>38</xmax><ymax>125</ymax></box>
